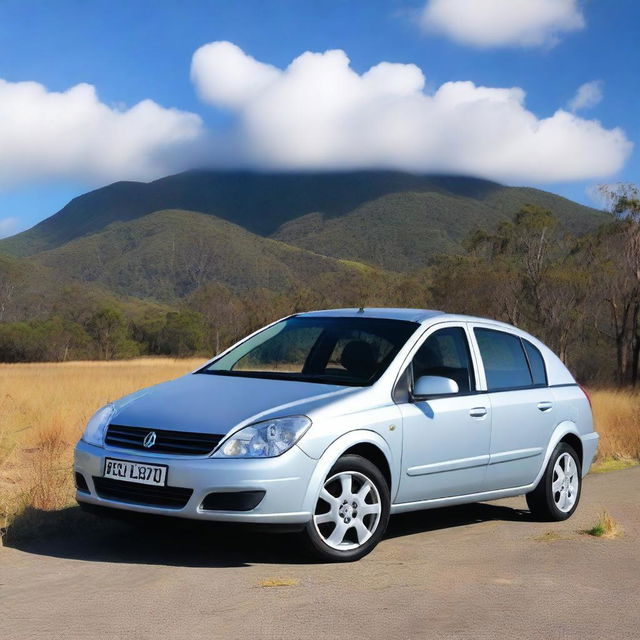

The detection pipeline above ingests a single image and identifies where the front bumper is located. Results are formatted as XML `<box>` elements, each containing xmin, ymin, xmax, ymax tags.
<box><xmin>74</xmin><ymin>440</ymin><xmax>316</xmax><ymax>524</ymax></box>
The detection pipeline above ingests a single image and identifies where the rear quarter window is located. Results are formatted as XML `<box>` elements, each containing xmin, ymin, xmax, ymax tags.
<box><xmin>523</xmin><ymin>340</ymin><xmax>548</xmax><ymax>386</ymax></box>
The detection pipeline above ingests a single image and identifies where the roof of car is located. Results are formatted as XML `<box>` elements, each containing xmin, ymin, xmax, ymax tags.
<box><xmin>296</xmin><ymin>308</ymin><xmax>446</xmax><ymax>323</ymax></box>
<box><xmin>295</xmin><ymin>308</ymin><xmax>525</xmax><ymax>330</ymax></box>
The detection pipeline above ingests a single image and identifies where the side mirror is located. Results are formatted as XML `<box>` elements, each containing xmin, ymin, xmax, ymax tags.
<box><xmin>411</xmin><ymin>375</ymin><xmax>459</xmax><ymax>401</ymax></box>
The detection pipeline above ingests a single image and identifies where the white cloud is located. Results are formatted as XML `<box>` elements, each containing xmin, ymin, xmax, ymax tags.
<box><xmin>420</xmin><ymin>0</ymin><xmax>585</xmax><ymax>48</ymax></box>
<box><xmin>0</xmin><ymin>43</ymin><xmax>629</xmax><ymax>195</ymax></box>
<box><xmin>0</xmin><ymin>216</ymin><xmax>20</xmax><ymax>239</ymax></box>
<box><xmin>0</xmin><ymin>79</ymin><xmax>205</xmax><ymax>189</ymax></box>
<box><xmin>569</xmin><ymin>80</ymin><xmax>604</xmax><ymax>112</ymax></box>
<box><xmin>191</xmin><ymin>41</ymin><xmax>280</xmax><ymax>109</ymax></box>
<box><xmin>191</xmin><ymin>42</ymin><xmax>631</xmax><ymax>183</ymax></box>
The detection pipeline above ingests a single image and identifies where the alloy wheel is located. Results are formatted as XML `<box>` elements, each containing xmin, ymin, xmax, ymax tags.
<box><xmin>552</xmin><ymin>452</ymin><xmax>579</xmax><ymax>513</ymax></box>
<box><xmin>313</xmin><ymin>471</ymin><xmax>382</xmax><ymax>551</ymax></box>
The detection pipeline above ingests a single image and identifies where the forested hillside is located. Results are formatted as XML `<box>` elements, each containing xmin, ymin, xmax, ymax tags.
<box><xmin>30</xmin><ymin>209</ymin><xmax>385</xmax><ymax>301</ymax></box>
<box><xmin>0</xmin><ymin>170</ymin><xmax>605</xmax><ymax>259</ymax></box>
<box><xmin>0</xmin><ymin>171</ymin><xmax>636</xmax><ymax>387</ymax></box>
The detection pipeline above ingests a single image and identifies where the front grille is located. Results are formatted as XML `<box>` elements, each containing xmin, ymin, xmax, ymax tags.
<box><xmin>105</xmin><ymin>424</ymin><xmax>223</xmax><ymax>455</ymax></box>
<box><xmin>93</xmin><ymin>477</ymin><xmax>193</xmax><ymax>509</ymax></box>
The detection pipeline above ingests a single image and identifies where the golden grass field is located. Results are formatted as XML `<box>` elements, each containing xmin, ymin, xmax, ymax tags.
<box><xmin>0</xmin><ymin>358</ymin><xmax>204</xmax><ymax>537</ymax></box>
<box><xmin>1</xmin><ymin>360</ymin><xmax>639</xmax><ymax>539</ymax></box>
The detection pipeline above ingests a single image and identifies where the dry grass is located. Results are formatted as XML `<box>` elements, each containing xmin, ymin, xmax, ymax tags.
<box><xmin>0</xmin><ymin>366</ymin><xmax>638</xmax><ymax>542</ymax></box>
<box><xmin>533</xmin><ymin>531</ymin><xmax>573</xmax><ymax>543</ymax></box>
<box><xmin>581</xmin><ymin>510</ymin><xmax>623</xmax><ymax>539</ymax></box>
<box><xmin>258</xmin><ymin>578</ymin><xmax>299</xmax><ymax>588</ymax></box>
<box><xmin>0</xmin><ymin>358</ymin><xmax>204</xmax><ymax>540</ymax></box>
<box><xmin>590</xmin><ymin>389</ymin><xmax>640</xmax><ymax>463</ymax></box>
<box><xmin>590</xmin><ymin>457</ymin><xmax>638</xmax><ymax>473</ymax></box>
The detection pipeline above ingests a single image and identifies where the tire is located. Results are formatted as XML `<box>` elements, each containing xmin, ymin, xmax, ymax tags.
<box><xmin>304</xmin><ymin>454</ymin><xmax>391</xmax><ymax>562</ymax></box>
<box><xmin>526</xmin><ymin>442</ymin><xmax>582</xmax><ymax>521</ymax></box>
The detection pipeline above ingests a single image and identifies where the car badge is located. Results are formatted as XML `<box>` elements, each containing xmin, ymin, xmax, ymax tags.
<box><xmin>143</xmin><ymin>431</ymin><xmax>157</xmax><ymax>448</ymax></box>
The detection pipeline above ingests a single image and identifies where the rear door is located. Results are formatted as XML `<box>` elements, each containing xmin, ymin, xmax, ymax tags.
<box><xmin>471</xmin><ymin>326</ymin><xmax>556</xmax><ymax>491</ymax></box>
<box><xmin>395</xmin><ymin>323</ymin><xmax>492</xmax><ymax>503</ymax></box>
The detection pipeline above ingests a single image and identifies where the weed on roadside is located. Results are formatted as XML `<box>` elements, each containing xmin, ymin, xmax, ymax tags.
<box><xmin>581</xmin><ymin>511</ymin><xmax>622</xmax><ymax>539</ymax></box>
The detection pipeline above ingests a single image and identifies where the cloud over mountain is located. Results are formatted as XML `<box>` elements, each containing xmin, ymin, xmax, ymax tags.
<box><xmin>420</xmin><ymin>0</ymin><xmax>585</xmax><ymax>48</ymax></box>
<box><xmin>0</xmin><ymin>41</ymin><xmax>631</xmax><ymax>194</ymax></box>
<box><xmin>191</xmin><ymin>42</ymin><xmax>631</xmax><ymax>183</ymax></box>
<box><xmin>0</xmin><ymin>79</ymin><xmax>204</xmax><ymax>189</ymax></box>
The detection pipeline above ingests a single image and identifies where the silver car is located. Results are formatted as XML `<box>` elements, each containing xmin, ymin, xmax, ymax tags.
<box><xmin>74</xmin><ymin>308</ymin><xmax>599</xmax><ymax>561</ymax></box>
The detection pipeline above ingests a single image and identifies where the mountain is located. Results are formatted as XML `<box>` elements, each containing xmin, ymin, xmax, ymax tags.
<box><xmin>0</xmin><ymin>171</ymin><xmax>607</xmax><ymax>266</ymax></box>
<box><xmin>0</xmin><ymin>170</ymin><xmax>608</xmax><ymax>303</ymax></box>
<box><xmin>28</xmin><ymin>209</ymin><xmax>383</xmax><ymax>301</ymax></box>
<box><xmin>272</xmin><ymin>186</ymin><xmax>602</xmax><ymax>271</ymax></box>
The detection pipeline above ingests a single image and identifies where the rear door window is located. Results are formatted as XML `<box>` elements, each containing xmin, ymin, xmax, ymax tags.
<box><xmin>474</xmin><ymin>328</ymin><xmax>533</xmax><ymax>391</ymax></box>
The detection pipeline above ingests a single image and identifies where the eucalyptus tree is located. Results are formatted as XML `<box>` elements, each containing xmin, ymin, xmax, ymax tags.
<box><xmin>594</xmin><ymin>183</ymin><xmax>640</xmax><ymax>385</ymax></box>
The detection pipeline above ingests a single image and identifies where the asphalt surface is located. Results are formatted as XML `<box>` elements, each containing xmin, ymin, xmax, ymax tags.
<box><xmin>2</xmin><ymin>467</ymin><xmax>639</xmax><ymax>640</ymax></box>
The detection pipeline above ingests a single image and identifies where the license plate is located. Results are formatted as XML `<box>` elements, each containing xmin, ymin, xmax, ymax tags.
<box><xmin>103</xmin><ymin>458</ymin><xmax>168</xmax><ymax>486</ymax></box>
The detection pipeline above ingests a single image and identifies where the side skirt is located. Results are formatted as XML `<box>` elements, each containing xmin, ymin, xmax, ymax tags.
<box><xmin>390</xmin><ymin>483</ymin><xmax>536</xmax><ymax>515</ymax></box>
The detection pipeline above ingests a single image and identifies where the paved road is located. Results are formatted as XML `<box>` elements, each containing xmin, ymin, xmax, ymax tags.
<box><xmin>2</xmin><ymin>468</ymin><xmax>639</xmax><ymax>640</ymax></box>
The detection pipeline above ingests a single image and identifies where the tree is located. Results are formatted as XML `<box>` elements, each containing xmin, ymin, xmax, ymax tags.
<box><xmin>430</xmin><ymin>254</ymin><xmax>521</xmax><ymax>324</ymax></box>
<box><xmin>86</xmin><ymin>306</ymin><xmax>138</xmax><ymax>360</ymax></box>
<box><xmin>593</xmin><ymin>183</ymin><xmax>640</xmax><ymax>385</ymax></box>
<box><xmin>464</xmin><ymin>206</ymin><xmax>589</xmax><ymax>363</ymax></box>
<box><xmin>130</xmin><ymin>306</ymin><xmax>169</xmax><ymax>355</ymax></box>
<box><xmin>51</xmin><ymin>284</ymin><xmax>101</xmax><ymax>326</ymax></box>
<box><xmin>35</xmin><ymin>317</ymin><xmax>91</xmax><ymax>361</ymax></box>
<box><xmin>0</xmin><ymin>322</ymin><xmax>38</xmax><ymax>361</ymax></box>
<box><xmin>0</xmin><ymin>256</ymin><xmax>24</xmax><ymax>322</ymax></box>
<box><xmin>0</xmin><ymin>274</ymin><xmax>14</xmax><ymax>322</ymax></box>
<box><xmin>158</xmin><ymin>310</ymin><xmax>206</xmax><ymax>357</ymax></box>
<box><xmin>186</xmin><ymin>283</ymin><xmax>245</xmax><ymax>354</ymax></box>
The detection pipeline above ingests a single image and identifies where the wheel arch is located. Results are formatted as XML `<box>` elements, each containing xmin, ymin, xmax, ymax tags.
<box><xmin>532</xmin><ymin>421</ymin><xmax>582</xmax><ymax>487</ymax></box>
<box><xmin>301</xmin><ymin>430</ymin><xmax>396</xmax><ymax>515</ymax></box>
<box><xmin>342</xmin><ymin>442</ymin><xmax>392</xmax><ymax>490</ymax></box>
<box><xmin>559</xmin><ymin>432</ymin><xmax>583</xmax><ymax>467</ymax></box>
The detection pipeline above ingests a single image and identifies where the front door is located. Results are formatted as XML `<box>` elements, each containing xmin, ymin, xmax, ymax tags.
<box><xmin>396</xmin><ymin>324</ymin><xmax>492</xmax><ymax>504</ymax></box>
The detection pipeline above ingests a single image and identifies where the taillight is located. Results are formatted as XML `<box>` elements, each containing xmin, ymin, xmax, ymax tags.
<box><xmin>578</xmin><ymin>384</ymin><xmax>592</xmax><ymax>409</ymax></box>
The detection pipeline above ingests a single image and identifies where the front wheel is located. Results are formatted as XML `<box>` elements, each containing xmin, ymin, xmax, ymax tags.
<box><xmin>304</xmin><ymin>454</ymin><xmax>390</xmax><ymax>562</ymax></box>
<box><xmin>526</xmin><ymin>442</ymin><xmax>582</xmax><ymax>521</ymax></box>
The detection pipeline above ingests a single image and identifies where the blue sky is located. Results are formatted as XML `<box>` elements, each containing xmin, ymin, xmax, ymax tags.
<box><xmin>0</xmin><ymin>0</ymin><xmax>638</xmax><ymax>236</ymax></box>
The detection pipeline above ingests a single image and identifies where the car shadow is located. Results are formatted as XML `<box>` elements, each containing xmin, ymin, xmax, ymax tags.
<box><xmin>385</xmin><ymin>502</ymin><xmax>533</xmax><ymax>540</ymax></box>
<box><xmin>2</xmin><ymin>506</ymin><xmax>309</xmax><ymax>568</ymax></box>
<box><xmin>3</xmin><ymin>500</ymin><xmax>535</xmax><ymax>567</ymax></box>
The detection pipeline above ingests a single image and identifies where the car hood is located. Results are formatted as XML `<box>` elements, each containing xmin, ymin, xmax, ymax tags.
<box><xmin>111</xmin><ymin>372</ymin><xmax>359</xmax><ymax>435</ymax></box>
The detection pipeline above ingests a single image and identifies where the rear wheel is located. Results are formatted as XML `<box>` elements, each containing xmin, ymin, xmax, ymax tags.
<box><xmin>304</xmin><ymin>454</ymin><xmax>390</xmax><ymax>562</ymax></box>
<box><xmin>526</xmin><ymin>442</ymin><xmax>582</xmax><ymax>521</ymax></box>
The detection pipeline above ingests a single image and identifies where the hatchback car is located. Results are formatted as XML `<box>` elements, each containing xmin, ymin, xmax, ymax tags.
<box><xmin>75</xmin><ymin>308</ymin><xmax>599</xmax><ymax>561</ymax></box>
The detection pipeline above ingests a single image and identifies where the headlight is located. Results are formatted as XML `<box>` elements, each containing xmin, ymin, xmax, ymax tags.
<box><xmin>82</xmin><ymin>404</ymin><xmax>115</xmax><ymax>447</ymax></box>
<box><xmin>212</xmin><ymin>416</ymin><xmax>311</xmax><ymax>458</ymax></box>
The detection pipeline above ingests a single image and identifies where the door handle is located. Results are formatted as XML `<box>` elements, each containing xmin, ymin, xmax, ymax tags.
<box><xmin>537</xmin><ymin>401</ymin><xmax>553</xmax><ymax>412</ymax></box>
<box><xmin>469</xmin><ymin>407</ymin><xmax>488</xmax><ymax>418</ymax></box>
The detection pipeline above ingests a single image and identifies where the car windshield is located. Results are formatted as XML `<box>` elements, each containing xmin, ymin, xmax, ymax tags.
<box><xmin>198</xmin><ymin>316</ymin><xmax>419</xmax><ymax>386</ymax></box>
